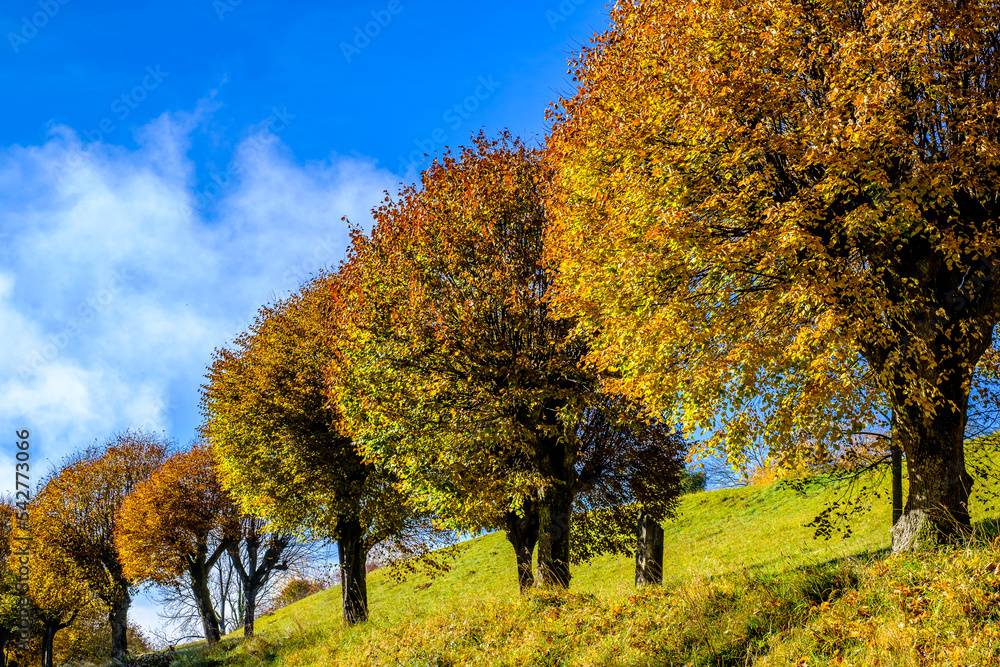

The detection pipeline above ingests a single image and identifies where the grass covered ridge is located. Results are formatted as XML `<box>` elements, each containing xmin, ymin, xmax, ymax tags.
<box><xmin>166</xmin><ymin>471</ymin><xmax>1000</xmax><ymax>666</ymax></box>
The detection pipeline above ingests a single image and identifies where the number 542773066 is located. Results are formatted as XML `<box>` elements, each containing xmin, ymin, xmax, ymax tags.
<box><xmin>15</xmin><ymin>429</ymin><xmax>29</xmax><ymax>514</ymax></box>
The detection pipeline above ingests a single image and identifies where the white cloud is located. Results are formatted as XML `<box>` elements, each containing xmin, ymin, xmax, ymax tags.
<box><xmin>0</xmin><ymin>107</ymin><xmax>400</xmax><ymax>641</ymax></box>
<box><xmin>0</xmin><ymin>107</ymin><xmax>398</xmax><ymax>476</ymax></box>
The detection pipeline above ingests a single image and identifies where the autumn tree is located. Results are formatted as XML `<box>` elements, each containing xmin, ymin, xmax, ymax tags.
<box><xmin>571</xmin><ymin>403</ymin><xmax>686</xmax><ymax>586</ymax></box>
<box><xmin>29</xmin><ymin>551</ymin><xmax>92</xmax><ymax>667</ymax></box>
<box><xmin>225</xmin><ymin>518</ymin><xmax>298</xmax><ymax>637</ymax></box>
<box><xmin>201</xmin><ymin>275</ymin><xmax>442</xmax><ymax>625</ymax></box>
<box><xmin>0</xmin><ymin>499</ymin><xmax>22</xmax><ymax>667</ymax></box>
<box><xmin>334</xmin><ymin>134</ymin><xmax>590</xmax><ymax>587</ymax></box>
<box><xmin>116</xmin><ymin>444</ymin><xmax>240</xmax><ymax>645</ymax></box>
<box><xmin>544</xmin><ymin>0</ymin><xmax>1000</xmax><ymax>551</ymax></box>
<box><xmin>333</xmin><ymin>134</ymin><xmax>685</xmax><ymax>587</ymax></box>
<box><xmin>32</xmin><ymin>430</ymin><xmax>168</xmax><ymax>659</ymax></box>
<box><xmin>16</xmin><ymin>493</ymin><xmax>96</xmax><ymax>667</ymax></box>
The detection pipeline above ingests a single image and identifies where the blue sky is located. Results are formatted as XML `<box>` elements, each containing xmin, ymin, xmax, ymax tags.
<box><xmin>0</xmin><ymin>0</ymin><xmax>610</xmax><ymax>639</ymax></box>
<box><xmin>1</xmin><ymin>0</ymin><xmax>605</xmax><ymax>178</ymax></box>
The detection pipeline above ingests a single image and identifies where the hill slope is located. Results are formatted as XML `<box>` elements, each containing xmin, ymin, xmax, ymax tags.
<box><xmin>170</xmin><ymin>469</ymin><xmax>1000</xmax><ymax>666</ymax></box>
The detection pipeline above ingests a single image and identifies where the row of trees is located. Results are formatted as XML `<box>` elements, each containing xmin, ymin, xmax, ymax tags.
<box><xmin>199</xmin><ymin>134</ymin><xmax>690</xmax><ymax>626</ymax></box>
<box><xmin>0</xmin><ymin>134</ymin><xmax>692</xmax><ymax>659</ymax></box>
<box><xmin>204</xmin><ymin>4</ymin><xmax>1000</xmax><ymax>628</ymax></box>
<box><xmin>541</xmin><ymin>0</ymin><xmax>1000</xmax><ymax>550</ymax></box>
<box><xmin>1</xmin><ymin>431</ymin><xmax>300</xmax><ymax>666</ymax></box>
<box><xmin>12</xmin><ymin>0</ymin><xmax>1000</xmax><ymax>656</ymax></box>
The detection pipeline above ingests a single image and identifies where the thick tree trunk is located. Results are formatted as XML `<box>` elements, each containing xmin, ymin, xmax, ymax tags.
<box><xmin>108</xmin><ymin>591</ymin><xmax>131</xmax><ymax>660</ymax></box>
<box><xmin>535</xmin><ymin>435</ymin><xmax>576</xmax><ymax>588</ymax></box>
<box><xmin>635</xmin><ymin>511</ymin><xmax>664</xmax><ymax>586</ymax></box>
<box><xmin>890</xmin><ymin>369</ymin><xmax>974</xmax><ymax>552</ymax></box>
<box><xmin>503</xmin><ymin>499</ymin><xmax>539</xmax><ymax>593</ymax></box>
<box><xmin>337</xmin><ymin>517</ymin><xmax>369</xmax><ymax>625</ymax></box>
<box><xmin>191</xmin><ymin>563</ymin><xmax>223</xmax><ymax>645</ymax></box>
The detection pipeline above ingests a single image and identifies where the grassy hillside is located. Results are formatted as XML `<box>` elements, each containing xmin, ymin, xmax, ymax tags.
<box><xmin>158</xmin><ymin>473</ymin><xmax>902</xmax><ymax>665</ymax></box>
<box><xmin>160</xmin><ymin>454</ymin><xmax>1000</xmax><ymax>666</ymax></box>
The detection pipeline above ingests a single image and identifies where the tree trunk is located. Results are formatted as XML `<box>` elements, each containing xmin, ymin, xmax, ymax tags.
<box><xmin>41</xmin><ymin>622</ymin><xmax>57</xmax><ymax>667</ymax></box>
<box><xmin>535</xmin><ymin>434</ymin><xmax>576</xmax><ymax>588</ymax></box>
<box><xmin>337</xmin><ymin>517</ymin><xmax>369</xmax><ymax>625</ymax></box>
<box><xmin>503</xmin><ymin>498</ymin><xmax>539</xmax><ymax>593</ymax></box>
<box><xmin>191</xmin><ymin>562</ymin><xmax>223</xmax><ymax>645</ymax></box>
<box><xmin>0</xmin><ymin>629</ymin><xmax>12</xmax><ymax>667</ymax></box>
<box><xmin>241</xmin><ymin>527</ymin><xmax>259</xmax><ymax>638</ymax></box>
<box><xmin>891</xmin><ymin>445</ymin><xmax>903</xmax><ymax>527</ymax></box>
<box><xmin>890</xmin><ymin>368</ymin><xmax>975</xmax><ymax>552</ymax></box>
<box><xmin>228</xmin><ymin>523</ymin><xmax>290</xmax><ymax>638</ymax></box>
<box><xmin>890</xmin><ymin>411</ymin><xmax>903</xmax><ymax>526</ymax></box>
<box><xmin>635</xmin><ymin>511</ymin><xmax>664</xmax><ymax>586</ymax></box>
<box><xmin>217</xmin><ymin>562</ymin><xmax>229</xmax><ymax>635</ymax></box>
<box><xmin>243</xmin><ymin>586</ymin><xmax>257</xmax><ymax>638</ymax></box>
<box><xmin>108</xmin><ymin>591</ymin><xmax>131</xmax><ymax>660</ymax></box>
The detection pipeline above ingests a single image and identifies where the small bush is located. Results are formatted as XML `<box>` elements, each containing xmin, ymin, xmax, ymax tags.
<box><xmin>278</xmin><ymin>578</ymin><xmax>325</xmax><ymax>607</ymax></box>
<box><xmin>682</xmin><ymin>469</ymin><xmax>708</xmax><ymax>494</ymax></box>
<box><xmin>109</xmin><ymin>646</ymin><xmax>177</xmax><ymax>667</ymax></box>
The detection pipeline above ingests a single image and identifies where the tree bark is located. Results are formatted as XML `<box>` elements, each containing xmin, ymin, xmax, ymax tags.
<box><xmin>337</xmin><ymin>517</ymin><xmax>369</xmax><ymax>625</ymax></box>
<box><xmin>635</xmin><ymin>511</ymin><xmax>664</xmax><ymax>586</ymax></box>
<box><xmin>890</xmin><ymin>408</ymin><xmax>904</xmax><ymax>527</ymax></box>
<box><xmin>40</xmin><ymin>622</ymin><xmax>57</xmax><ymax>667</ymax></box>
<box><xmin>191</xmin><ymin>561</ymin><xmax>223</xmax><ymax>645</ymax></box>
<box><xmin>891</xmin><ymin>445</ymin><xmax>903</xmax><ymax>527</ymax></box>
<box><xmin>243</xmin><ymin>588</ymin><xmax>257</xmax><ymax>638</ymax></box>
<box><xmin>535</xmin><ymin>434</ymin><xmax>576</xmax><ymax>588</ymax></box>
<box><xmin>503</xmin><ymin>498</ymin><xmax>539</xmax><ymax>593</ymax></box>
<box><xmin>890</xmin><ymin>363</ymin><xmax>975</xmax><ymax>552</ymax></box>
<box><xmin>108</xmin><ymin>590</ymin><xmax>131</xmax><ymax>660</ymax></box>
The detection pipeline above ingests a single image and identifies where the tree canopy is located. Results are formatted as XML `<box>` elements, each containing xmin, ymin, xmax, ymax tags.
<box><xmin>21</xmin><ymin>498</ymin><xmax>95</xmax><ymax>667</ymax></box>
<box><xmin>544</xmin><ymin>0</ymin><xmax>1000</xmax><ymax>550</ymax></box>
<box><xmin>332</xmin><ymin>133</ymin><xmax>685</xmax><ymax>587</ymax></box>
<box><xmin>570</xmin><ymin>403</ymin><xmax>686</xmax><ymax>564</ymax></box>
<box><xmin>32</xmin><ymin>430</ymin><xmax>168</xmax><ymax>658</ymax></box>
<box><xmin>334</xmin><ymin>134</ymin><xmax>596</xmax><ymax>587</ymax></box>
<box><xmin>116</xmin><ymin>444</ymin><xmax>240</xmax><ymax>645</ymax></box>
<box><xmin>201</xmin><ymin>274</ymin><xmax>435</xmax><ymax>624</ymax></box>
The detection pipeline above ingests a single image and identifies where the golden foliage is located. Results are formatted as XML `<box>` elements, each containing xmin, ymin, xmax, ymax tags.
<box><xmin>200</xmin><ymin>273</ymin><xmax>421</xmax><ymax>550</ymax></box>
<box><xmin>116</xmin><ymin>444</ymin><xmax>241</xmax><ymax>587</ymax></box>
<box><xmin>332</xmin><ymin>132</ymin><xmax>595</xmax><ymax>533</ymax></box>
<box><xmin>543</xmin><ymin>0</ymin><xmax>1000</xmax><ymax>526</ymax></box>
<box><xmin>32</xmin><ymin>430</ymin><xmax>168</xmax><ymax>606</ymax></box>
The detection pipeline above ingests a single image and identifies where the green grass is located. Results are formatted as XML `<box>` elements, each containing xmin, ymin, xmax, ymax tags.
<box><xmin>163</xmin><ymin>471</ymin><xmax>914</xmax><ymax>666</ymax></box>
<box><xmin>260</xmin><ymin>478</ymin><xmax>891</xmax><ymax>631</ymax></box>
<box><xmin>161</xmin><ymin>449</ymin><xmax>1000</xmax><ymax>666</ymax></box>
